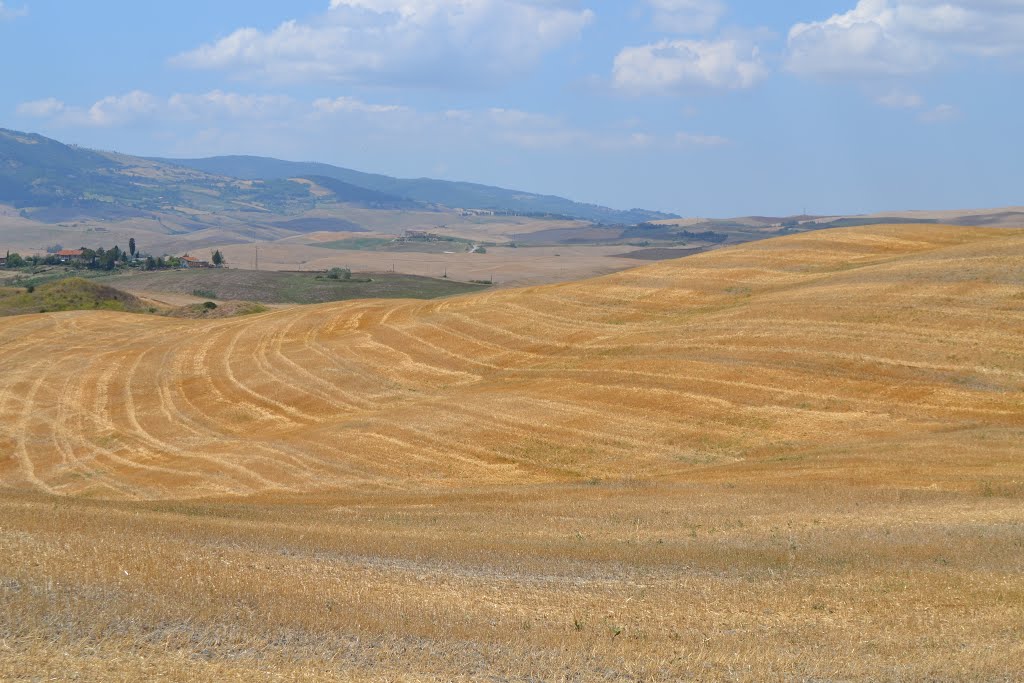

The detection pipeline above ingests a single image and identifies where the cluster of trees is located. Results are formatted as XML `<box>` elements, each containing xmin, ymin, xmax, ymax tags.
<box><xmin>3</xmin><ymin>247</ymin><xmax>130</xmax><ymax>270</ymax></box>
<box><xmin>3</xmin><ymin>239</ymin><xmax>227</xmax><ymax>272</ymax></box>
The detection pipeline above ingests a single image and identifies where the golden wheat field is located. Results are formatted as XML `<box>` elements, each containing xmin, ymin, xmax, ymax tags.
<box><xmin>1</xmin><ymin>225</ymin><xmax>1023</xmax><ymax>681</ymax></box>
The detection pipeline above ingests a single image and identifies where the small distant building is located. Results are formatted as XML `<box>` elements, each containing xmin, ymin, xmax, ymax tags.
<box><xmin>180</xmin><ymin>254</ymin><xmax>212</xmax><ymax>268</ymax></box>
<box><xmin>55</xmin><ymin>249</ymin><xmax>85</xmax><ymax>263</ymax></box>
<box><xmin>0</xmin><ymin>254</ymin><xmax>7</xmax><ymax>267</ymax></box>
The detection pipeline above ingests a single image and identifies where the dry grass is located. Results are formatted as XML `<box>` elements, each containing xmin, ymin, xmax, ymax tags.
<box><xmin>1</xmin><ymin>225</ymin><xmax>1023</xmax><ymax>680</ymax></box>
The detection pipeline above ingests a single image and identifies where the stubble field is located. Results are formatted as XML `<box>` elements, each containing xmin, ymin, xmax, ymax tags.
<box><xmin>1</xmin><ymin>225</ymin><xmax>1022</xmax><ymax>681</ymax></box>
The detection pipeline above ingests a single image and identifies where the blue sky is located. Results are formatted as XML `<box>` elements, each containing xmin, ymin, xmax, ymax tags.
<box><xmin>1</xmin><ymin>0</ymin><xmax>1021</xmax><ymax>216</ymax></box>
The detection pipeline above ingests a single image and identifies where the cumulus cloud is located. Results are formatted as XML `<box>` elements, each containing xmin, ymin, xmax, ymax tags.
<box><xmin>172</xmin><ymin>0</ymin><xmax>595</xmax><ymax>87</ymax></box>
<box><xmin>79</xmin><ymin>91</ymin><xmax>160</xmax><ymax>127</ymax></box>
<box><xmin>613</xmin><ymin>38</ymin><xmax>767</xmax><ymax>92</ymax></box>
<box><xmin>17</xmin><ymin>97</ymin><xmax>65</xmax><ymax>118</ymax></box>
<box><xmin>788</xmin><ymin>0</ymin><xmax>1024</xmax><ymax>78</ymax></box>
<box><xmin>646</xmin><ymin>0</ymin><xmax>725</xmax><ymax>33</ymax></box>
<box><xmin>0</xmin><ymin>2</ymin><xmax>28</xmax><ymax>20</ymax></box>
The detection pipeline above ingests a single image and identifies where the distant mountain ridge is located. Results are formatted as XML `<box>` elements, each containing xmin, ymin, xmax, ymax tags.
<box><xmin>0</xmin><ymin>127</ymin><xmax>677</xmax><ymax>224</ymax></box>
<box><xmin>152</xmin><ymin>154</ymin><xmax>679</xmax><ymax>224</ymax></box>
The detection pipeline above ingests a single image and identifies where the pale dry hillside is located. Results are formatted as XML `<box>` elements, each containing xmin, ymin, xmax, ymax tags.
<box><xmin>1</xmin><ymin>225</ymin><xmax>1023</xmax><ymax>681</ymax></box>
<box><xmin>1</xmin><ymin>225</ymin><xmax>1021</xmax><ymax>499</ymax></box>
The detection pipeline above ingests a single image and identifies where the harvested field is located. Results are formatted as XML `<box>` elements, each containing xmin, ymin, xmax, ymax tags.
<box><xmin>1</xmin><ymin>225</ymin><xmax>1023</xmax><ymax>681</ymax></box>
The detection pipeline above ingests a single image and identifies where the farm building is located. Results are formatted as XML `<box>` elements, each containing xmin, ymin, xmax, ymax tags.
<box><xmin>55</xmin><ymin>249</ymin><xmax>85</xmax><ymax>263</ymax></box>
<box><xmin>180</xmin><ymin>254</ymin><xmax>212</xmax><ymax>268</ymax></box>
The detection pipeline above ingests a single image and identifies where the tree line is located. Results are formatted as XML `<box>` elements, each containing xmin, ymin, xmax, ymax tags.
<box><xmin>3</xmin><ymin>241</ymin><xmax>226</xmax><ymax>272</ymax></box>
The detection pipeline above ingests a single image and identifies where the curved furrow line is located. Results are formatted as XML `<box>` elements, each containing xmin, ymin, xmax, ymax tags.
<box><xmin>219</xmin><ymin>320</ymin><xmax>322</xmax><ymax>425</ymax></box>
<box><xmin>391</xmin><ymin>323</ymin><xmax>506</xmax><ymax>372</ymax></box>
<box><xmin>294</xmin><ymin>306</ymin><xmax>411</xmax><ymax>407</ymax></box>
<box><xmin>452</xmin><ymin>399</ymin><xmax>683</xmax><ymax>461</ymax></box>
<box><xmin>498</xmin><ymin>297</ymin><xmax>665</xmax><ymax>332</ymax></box>
<box><xmin>414</xmin><ymin>318</ymin><xmax>541</xmax><ymax>364</ymax></box>
<box><xmin>516</xmin><ymin>365</ymin><xmax>903</xmax><ymax>416</ymax></box>
<box><xmin>350</xmin><ymin>413</ymin><xmax>548</xmax><ymax>474</ymax></box>
<box><xmin>233</xmin><ymin>315</ymin><xmax>344</xmax><ymax>420</ymax></box>
<box><xmin>116</xmin><ymin>344</ymin><xmax>286</xmax><ymax>493</ymax></box>
<box><xmin>46</xmin><ymin>368</ymin><xmax>154</xmax><ymax>500</ymax></box>
<box><xmin>349</xmin><ymin>332</ymin><xmax>480</xmax><ymax>388</ymax></box>
<box><xmin>163</xmin><ymin>334</ymin><xmax>325</xmax><ymax>469</ymax></box>
<box><xmin>264</xmin><ymin>430</ymin><xmax>425</xmax><ymax>487</ymax></box>
<box><xmin>485</xmin><ymin>389</ymin><xmax>745</xmax><ymax>454</ymax></box>
<box><xmin>9</xmin><ymin>361</ymin><xmax>58</xmax><ymax>493</ymax></box>
<box><xmin>17</xmin><ymin>342</ymin><xmax>167</xmax><ymax>497</ymax></box>
<box><xmin>426</xmin><ymin>309</ymin><xmax>569</xmax><ymax>355</ymax></box>
<box><xmin>262</xmin><ymin>309</ymin><xmax>379</xmax><ymax>413</ymax></box>
<box><xmin>509</xmin><ymin>368</ymin><xmax>823</xmax><ymax>417</ymax></box>
<box><xmin>366</xmin><ymin>321</ymin><xmax>492</xmax><ymax>379</ymax></box>
<box><xmin>337</xmin><ymin>428</ymin><xmax>521</xmax><ymax>482</ymax></box>
<box><xmin>180</xmin><ymin>323</ymin><xmax>300</xmax><ymax>430</ymax></box>
<box><xmin>651</xmin><ymin>339</ymin><xmax>1024</xmax><ymax>385</ymax></box>
<box><xmin>44</xmin><ymin>353</ymin><xmax>148</xmax><ymax>497</ymax></box>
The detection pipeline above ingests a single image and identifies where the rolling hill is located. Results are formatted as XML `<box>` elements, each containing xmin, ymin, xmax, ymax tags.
<box><xmin>2</xmin><ymin>224</ymin><xmax>1022</xmax><ymax>681</ymax></box>
<box><xmin>2</xmin><ymin>224</ymin><xmax>1020</xmax><ymax>499</ymax></box>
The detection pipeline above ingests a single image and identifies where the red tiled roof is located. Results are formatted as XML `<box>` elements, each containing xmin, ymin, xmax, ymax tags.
<box><xmin>56</xmin><ymin>249</ymin><xmax>84</xmax><ymax>257</ymax></box>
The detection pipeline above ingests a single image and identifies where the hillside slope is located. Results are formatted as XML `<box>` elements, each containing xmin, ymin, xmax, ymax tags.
<box><xmin>0</xmin><ymin>225</ymin><xmax>1022</xmax><ymax>500</ymax></box>
<box><xmin>154</xmin><ymin>154</ymin><xmax>678</xmax><ymax>224</ymax></box>
<box><xmin>0</xmin><ymin>277</ymin><xmax>150</xmax><ymax>317</ymax></box>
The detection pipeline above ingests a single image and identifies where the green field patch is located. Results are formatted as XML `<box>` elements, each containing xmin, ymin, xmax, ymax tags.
<box><xmin>107</xmin><ymin>269</ymin><xmax>487</xmax><ymax>304</ymax></box>
<box><xmin>314</xmin><ymin>237</ymin><xmax>397</xmax><ymax>250</ymax></box>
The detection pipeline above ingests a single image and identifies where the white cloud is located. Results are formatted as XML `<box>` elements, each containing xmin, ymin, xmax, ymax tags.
<box><xmin>79</xmin><ymin>91</ymin><xmax>160</xmax><ymax>127</ymax></box>
<box><xmin>918</xmin><ymin>103</ymin><xmax>960</xmax><ymax>123</ymax></box>
<box><xmin>875</xmin><ymin>89</ymin><xmax>924</xmax><ymax>108</ymax></box>
<box><xmin>646</xmin><ymin>0</ymin><xmax>725</xmax><ymax>33</ymax></box>
<box><xmin>15</xmin><ymin>89</ymin><xmax>702</xmax><ymax>156</ymax></box>
<box><xmin>17</xmin><ymin>97</ymin><xmax>65</xmax><ymax>118</ymax></box>
<box><xmin>168</xmin><ymin>91</ymin><xmax>295</xmax><ymax>120</ymax></box>
<box><xmin>172</xmin><ymin>0</ymin><xmax>595</xmax><ymax>87</ymax></box>
<box><xmin>313</xmin><ymin>96</ymin><xmax>407</xmax><ymax>115</ymax></box>
<box><xmin>17</xmin><ymin>90</ymin><xmax>300</xmax><ymax>127</ymax></box>
<box><xmin>674</xmin><ymin>131</ymin><xmax>729</xmax><ymax>146</ymax></box>
<box><xmin>0</xmin><ymin>2</ymin><xmax>28</xmax><ymax>20</ymax></box>
<box><xmin>613</xmin><ymin>39</ymin><xmax>767</xmax><ymax>92</ymax></box>
<box><xmin>788</xmin><ymin>0</ymin><xmax>1024</xmax><ymax>78</ymax></box>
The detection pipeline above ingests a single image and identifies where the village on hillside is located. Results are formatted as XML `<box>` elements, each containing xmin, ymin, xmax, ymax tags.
<box><xmin>1</xmin><ymin>241</ymin><xmax>226</xmax><ymax>272</ymax></box>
